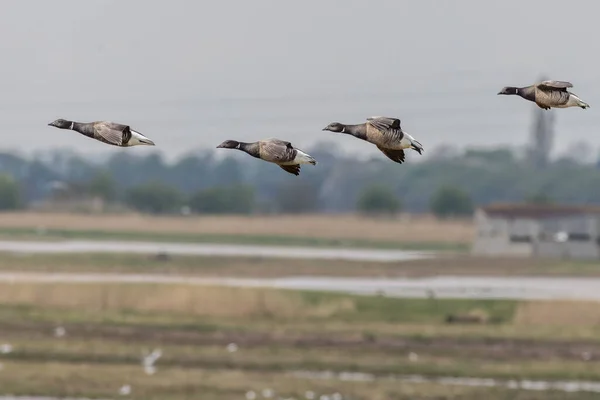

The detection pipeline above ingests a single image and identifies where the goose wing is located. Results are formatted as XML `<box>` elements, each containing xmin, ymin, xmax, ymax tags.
<box><xmin>93</xmin><ymin>121</ymin><xmax>129</xmax><ymax>146</ymax></box>
<box><xmin>278</xmin><ymin>164</ymin><xmax>301</xmax><ymax>176</ymax></box>
<box><xmin>366</xmin><ymin>116</ymin><xmax>401</xmax><ymax>132</ymax></box>
<box><xmin>366</xmin><ymin>116</ymin><xmax>404</xmax><ymax>144</ymax></box>
<box><xmin>376</xmin><ymin>146</ymin><xmax>406</xmax><ymax>164</ymax></box>
<box><xmin>260</xmin><ymin>139</ymin><xmax>297</xmax><ymax>163</ymax></box>
<box><xmin>537</xmin><ymin>81</ymin><xmax>573</xmax><ymax>91</ymax></box>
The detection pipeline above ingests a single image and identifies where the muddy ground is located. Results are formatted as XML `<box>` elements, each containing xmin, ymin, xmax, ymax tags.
<box><xmin>1</xmin><ymin>320</ymin><xmax>597</xmax><ymax>364</ymax></box>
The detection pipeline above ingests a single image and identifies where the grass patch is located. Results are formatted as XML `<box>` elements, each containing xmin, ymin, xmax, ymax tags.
<box><xmin>0</xmin><ymin>361</ymin><xmax>594</xmax><ymax>400</ymax></box>
<box><xmin>300</xmin><ymin>291</ymin><xmax>516</xmax><ymax>324</ymax></box>
<box><xmin>0</xmin><ymin>282</ymin><xmax>597</xmax><ymax>397</ymax></box>
<box><xmin>0</xmin><ymin>282</ymin><xmax>517</xmax><ymax>324</ymax></box>
<box><xmin>0</xmin><ymin>212</ymin><xmax>474</xmax><ymax>242</ymax></box>
<box><xmin>514</xmin><ymin>300</ymin><xmax>600</xmax><ymax>326</ymax></box>
<box><xmin>1</xmin><ymin>252</ymin><xmax>600</xmax><ymax>278</ymax></box>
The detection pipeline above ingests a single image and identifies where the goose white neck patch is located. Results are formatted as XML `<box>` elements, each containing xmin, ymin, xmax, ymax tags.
<box><xmin>236</xmin><ymin>143</ymin><xmax>241</xmax><ymax>149</ymax></box>
<box><xmin>69</xmin><ymin>122</ymin><xmax>74</xmax><ymax>130</ymax></box>
<box><xmin>341</xmin><ymin>126</ymin><xmax>345</xmax><ymax>133</ymax></box>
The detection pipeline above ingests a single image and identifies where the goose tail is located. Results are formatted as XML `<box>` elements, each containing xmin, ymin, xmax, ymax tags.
<box><xmin>579</xmin><ymin>100</ymin><xmax>590</xmax><ymax>109</ymax></box>
<box><xmin>295</xmin><ymin>150</ymin><xmax>317</xmax><ymax>165</ymax></box>
<box><xmin>571</xmin><ymin>94</ymin><xmax>590</xmax><ymax>109</ymax></box>
<box><xmin>403</xmin><ymin>131</ymin><xmax>424</xmax><ymax>155</ymax></box>
<box><xmin>411</xmin><ymin>139</ymin><xmax>424</xmax><ymax>155</ymax></box>
<box><xmin>131</xmin><ymin>129</ymin><xmax>156</xmax><ymax>146</ymax></box>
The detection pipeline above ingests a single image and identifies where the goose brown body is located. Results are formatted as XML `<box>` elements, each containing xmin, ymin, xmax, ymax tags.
<box><xmin>93</xmin><ymin>121</ymin><xmax>136</xmax><ymax>146</ymax></box>
<box><xmin>365</xmin><ymin>117</ymin><xmax>406</xmax><ymax>149</ymax></box>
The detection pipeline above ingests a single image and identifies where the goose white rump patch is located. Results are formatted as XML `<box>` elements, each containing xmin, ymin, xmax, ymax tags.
<box><xmin>399</xmin><ymin>132</ymin><xmax>419</xmax><ymax>149</ymax></box>
<box><xmin>292</xmin><ymin>150</ymin><xmax>317</xmax><ymax>165</ymax></box>
<box><xmin>128</xmin><ymin>130</ymin><xmax>155</xmax><ymax>146</ymax></box>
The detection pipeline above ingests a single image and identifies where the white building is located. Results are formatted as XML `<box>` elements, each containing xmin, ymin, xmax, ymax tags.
<box><xmin>472</xmin><ymin>203</ymin><xmax>600</xmax><ymax>259</ymax></box>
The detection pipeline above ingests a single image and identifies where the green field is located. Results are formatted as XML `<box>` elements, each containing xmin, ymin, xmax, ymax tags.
<box><xmin>2</xmin><ymin>252</ymin><xmax>600</xmax><ymax>278</ymax></box>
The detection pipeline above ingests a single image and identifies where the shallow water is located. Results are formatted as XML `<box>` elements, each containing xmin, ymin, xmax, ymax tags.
<box><xmin>0</xmin><ymin>240</ymin><xmax>432</xmax><ymax>263</ymax></box>
<box><xmin>0</xmin><ymin>272</ymin><xmax>598</xmax><ymax>301</ymax></box>
<box><xmin>291</xmin><ymin>370</ymin><xmax>600</xmax><ymax>393</ymax></box>
<box><xmin>269</xmin><ymin>275</ymin><xmax>600</xmax><ymax>300</ymax></box>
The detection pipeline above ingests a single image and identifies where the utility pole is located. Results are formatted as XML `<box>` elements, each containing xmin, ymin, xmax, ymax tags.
<box><xmin>528</xmin><ymin>76</ymin><xmax>555</xmax><ymax>168</ymax></box>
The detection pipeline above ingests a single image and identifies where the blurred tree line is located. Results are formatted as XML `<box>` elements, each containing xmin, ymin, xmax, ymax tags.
<box><xmin>0</xmin><ymin>140</ymin><xmax>595</xmax><ymax>216</ymax></box>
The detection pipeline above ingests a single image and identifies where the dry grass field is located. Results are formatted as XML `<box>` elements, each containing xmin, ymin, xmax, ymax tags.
<box><xmin>2</xmin><ymin>213</ymin><xmax>599</xmax><ymax>399</ymax></box>
<box><xmin>0</xmin><ymin>211</ymin><xmax>474</xmax><ymax>247</ymax></box>
<box><xmin>0</xmin><ymin>282</ymin><xmax>599</xmax><ymax>399</ymax></box>
<box><xmin>0</xmin><ymin>281</ymin><xmax>596</xmax><ymax>334</ymax></box>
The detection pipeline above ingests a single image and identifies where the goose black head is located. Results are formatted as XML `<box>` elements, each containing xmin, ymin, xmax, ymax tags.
<box><xmin>216</xmin><ymin>140</ymin><xmax>241</xmax><ymax>149</ymax></box>
<box><xmin>322</xmin><ymin>122</ymin><xmax>345</xmax><ymax>133</ymax></box>
<box><xmin>497</xmin><ymin>87</ymin><xmax>519</xmax><ymax>95</ymax></box>
<box><xmin>48</xmin><ymin>119</ymin><xmax>72</xmax><ymax>129</ymax></box>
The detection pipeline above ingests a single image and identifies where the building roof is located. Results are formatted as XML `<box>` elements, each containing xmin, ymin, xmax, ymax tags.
<box><xmin>480</xmin><ymin>203</ymin><xmax>600</xmax><ymax>219</ymax></box>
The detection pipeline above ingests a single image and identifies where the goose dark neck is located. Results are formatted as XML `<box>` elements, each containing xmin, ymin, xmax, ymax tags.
<box><xmin>342</xmin><ymin>124</ymin><xmax>367</xmax><ymax>140</ymax></box>
<box><xmin>238</xmin><ymin>142</ymin><xmax>260</xmax><ymax>158</ymax></box>
<box><xmin>72</xmin><ymin>122</ymin><xmax>95</xmax><ymax>138</ymax></box>
<box><xmin>517</xmin><ymin>86</ymin><xmax>535</xmax><ymax>101</ymax></box>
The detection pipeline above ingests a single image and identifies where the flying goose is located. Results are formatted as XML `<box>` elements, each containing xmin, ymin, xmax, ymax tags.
<box><xmin>322</xmin><ymin>116</ymin><xmax>423</xmax><ymax>164</ymax></box>
<box><xmin>48</xmin><ymin>119</ymin><xmax>156</xmax><ymax>147</ymax></box>
<box><xmin>216</xmin><ymin>138</ymin><xmax>317</xmax><ymax>176</ymax></box>
<box><xmin>497</xmin><ymin>80</ymin><xmax>590</xmax><ymax>110</ymax></box>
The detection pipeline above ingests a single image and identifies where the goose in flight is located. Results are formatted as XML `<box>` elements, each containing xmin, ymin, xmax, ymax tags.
<box><xmin>322</xmin><ymin>116</ymin><xmax>423</xmax><ymax>164</ymax></box>
<box><xmin>48</xmin><ymin>119</ymin><xmax>155</xmax><ymax>147</ymax></box>
<box><xmin>216</xmin><ymin>138</ymin><xmax>317</xmax><ymax>176</ymax></box>
<box><xmin>497</xmin><ymin>80</ymin><xmax>590</xmax><ymax>110</ymax></box>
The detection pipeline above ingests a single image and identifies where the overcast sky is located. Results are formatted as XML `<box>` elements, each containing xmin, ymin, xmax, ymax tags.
<box><xmin>0</xmin><ymin>0</ymin><xmax>598</xmax><ymax>161</ymax></box>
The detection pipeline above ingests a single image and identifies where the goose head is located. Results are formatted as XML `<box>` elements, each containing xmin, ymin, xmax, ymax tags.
<box><xmin>48</xmin><ymin>119</ymin><xmax>72</xmax><ymax>129</ymax></box>
<box><xmin>497</xmin><ymin>87</ymin><xmax>519</xmax><ymax>95</ymax></box>
<box><xmin>322</xmin><ymin>122</ymin><xmax>345</xmax><ymax>133</ymax></box>
<box><xmin>216</xmin><ymin>140</ymin><xmax>241</xmax><ymax>149</ymax></box>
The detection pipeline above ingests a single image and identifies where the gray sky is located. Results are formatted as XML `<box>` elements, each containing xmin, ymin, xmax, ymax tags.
<box><xmin>1</xmin><ymin>0</ymin><xmax>599</xmax><ymax>161</ymax></box>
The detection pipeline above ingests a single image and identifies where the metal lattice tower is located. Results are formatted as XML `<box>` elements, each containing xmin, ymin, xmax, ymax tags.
<box><xmin>528</xmin><ymin>76</ymin><xmax>555</xmax><ymax>168</ymax></box>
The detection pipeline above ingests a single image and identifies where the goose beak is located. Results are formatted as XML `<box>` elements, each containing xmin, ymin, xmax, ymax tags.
<box><xmin>216</xmin><ymin>144</ymin><xmax>224</xmax><ymax>148</ymax></box>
